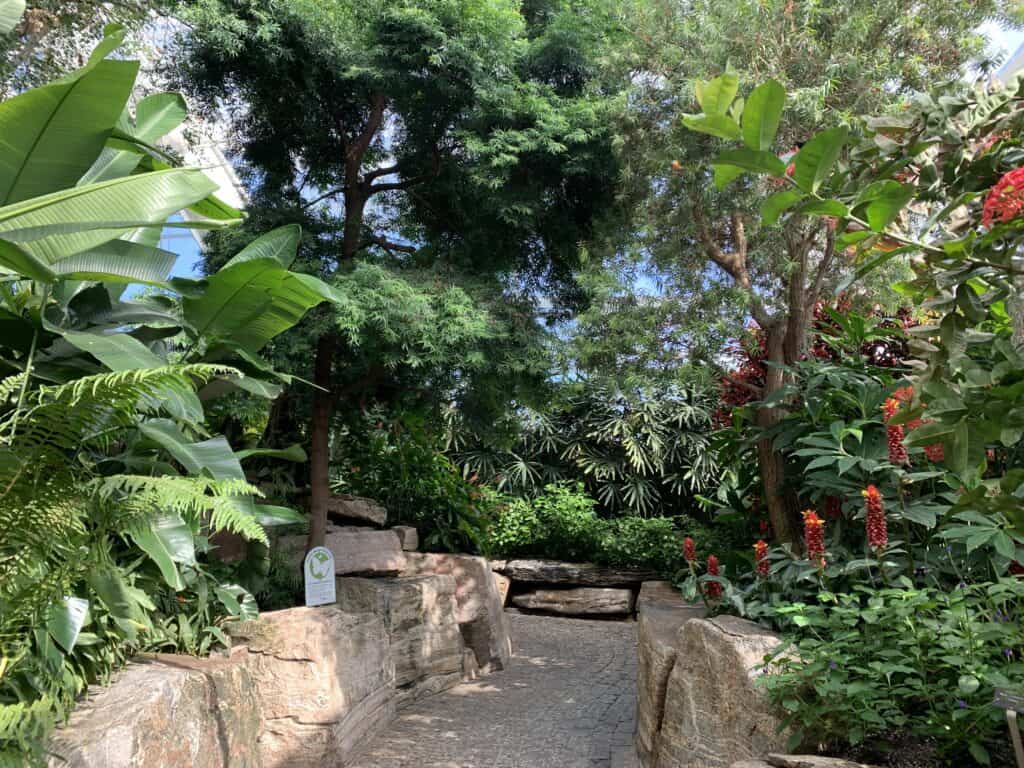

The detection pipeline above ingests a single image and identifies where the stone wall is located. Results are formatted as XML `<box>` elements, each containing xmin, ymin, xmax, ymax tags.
<box><xmin>634</xmin><ymin>584</ymin><xmax>791</xmax><ymax>768</ymax></box>
<box><xmin>48</xmin><ymin>548</ymin><xmax>511</xmax><ymax>768</ymax></box>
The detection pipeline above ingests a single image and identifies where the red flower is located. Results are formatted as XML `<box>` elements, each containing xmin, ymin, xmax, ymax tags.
<box><xmin>863</xmin><ymin>485</ymin><xmax>888</xmax><ymax>550</ymax></box>
<box><xmin>683</xmin><ymin>537</ymin><xmax>696</xmax><ymax>563</ymax></box>
<box><xmin>924</xmin><ymin>442</ymin><xmax>945</xmax><ymax>463</ymax></box>
<box><xmin>982</xmin><ymin>167</ymin><xmax>1024</xmax><ymax>227</ymax></box>
<box><xmin>803</xmin><ymin>510</ymin><xmax>826</xmax><ymax>569</ymax></box>
<box><xmin>882</xmin><ymin>398</ymin><xmax>908</xmax><ymax>465</ymax></box>
<box><xmin>754</xmin><ymin>540</ymin><xmax>769</xmax><ymax>578</ymax></box>
<box><xmin>706</xmin><ymin>555</ymin><xmax>722</xmax><ymax>599</ymax></box>
<box><xmin>893</xmin><ymin>386</ymin><xmax>914</xmax><ymax>403</ymax></box>
<box><xmin>785</xmin><ymin>162</ymin><xmax>795</xmax><ymax>177</ymax></box>
<box><xmin>825</xmin><ymin>496</ymin><xmax>842</xmax><ymax>519</ymax></box>
<box><xmin>759</xmin><ymin>518</ymin><xmax>770</xmax><ymax>535</ymax></box>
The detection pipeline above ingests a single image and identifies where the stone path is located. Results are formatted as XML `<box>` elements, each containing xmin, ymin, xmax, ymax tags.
<box><xmin>347</xmin><ymin>612</ymin><xmax>640</xmax><ymax>768</ymax></box>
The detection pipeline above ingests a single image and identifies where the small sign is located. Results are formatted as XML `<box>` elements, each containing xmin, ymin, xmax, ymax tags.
<box><xmin>304</xmin><ymin>546</ymin><xmax>336</xmax><ymax>607</ymax></box>
<box><xmin>995</xmin><ymin>689</ymin><xmax>1024</xmax><ymax>711</ymax></box>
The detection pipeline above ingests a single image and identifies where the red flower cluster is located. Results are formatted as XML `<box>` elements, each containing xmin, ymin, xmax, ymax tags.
<box><xmin>863</xmin><ymin>485</ymin><xmax>888</xmax><ymax>550</ymax></box>
<box><xmin>683</xmin><ymin>536</ymin><xmax>696</xmax><ymax>564</ymax></box>
<box><xmin>803</xmin><ymin>510</ymin><xmax>826</xmax><ymax>570</ymax></box>
<box><xmin>924</xmin><ymin>442</ymin><xmax>945</xmax><ymax>463</ymax></box>
<box><xmin>754</xmin><ymin>540</ymin><xmax>769</xmax><ymax>577</ymax></box>
<box><xmin>706</xmin><ymin>555</ymin><xmax>722</xmax><ymax>599</ymax></box>
<box><xmin>982</xmin><ymin>167</ymin><xmax>1024</xmax><ymax>227</ymax></box>
<box><xmin>882</xmin><ymin>397</ymin><xmax>909</xmax><ymax>466</ymax></box>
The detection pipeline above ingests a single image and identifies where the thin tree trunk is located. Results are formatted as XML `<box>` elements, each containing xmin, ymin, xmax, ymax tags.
<box><xmin>306</xmin><ymin>333</ymin><xmax>336</xmax><ymax>550</ymax></box>
<box><xmin>755</xmin><ymin>324</ymin><xmax>801</xmax><ymax>546</ymax></box>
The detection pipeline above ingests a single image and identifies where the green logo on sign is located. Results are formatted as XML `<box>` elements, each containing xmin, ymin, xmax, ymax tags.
<box><xmin>308</xmin><ymin>549</ymin><xmax>331</xmax><ymax>580</ymax></box>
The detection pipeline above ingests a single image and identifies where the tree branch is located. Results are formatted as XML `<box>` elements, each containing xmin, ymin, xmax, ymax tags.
<box><xmin>301</xmin><ymin>186</ymin><xmax>346</xmax><ymax>210</ymax></box>
<box><xmin>690</xmin><ymin>196</ymin><xmax>772</xmax><ymax>328</ymax></box>
<box><xmin>363</xmin><ymin>235</ymin><xmax>417</xmax><ymax>255</ymax></box>
<box><xmin>363</xmin><ymin>163</ymin><xmax>401</xmax><ymax>183</ymax></box>
<box><xmin>806</xmin><ymin>225</ymin><xmax>837</xmax><ymax>311</ymax></box>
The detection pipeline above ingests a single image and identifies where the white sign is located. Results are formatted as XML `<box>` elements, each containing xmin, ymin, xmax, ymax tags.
<box><xmin>304</xmin><ymin>546</ymin><xmax>336</xmax><ymax>607</ymax></box>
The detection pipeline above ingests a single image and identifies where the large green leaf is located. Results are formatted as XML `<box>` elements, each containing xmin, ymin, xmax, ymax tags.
<box><xmin>235</xmin><ymin>444</ymin><xmax>307</xmax><ymax>462</ymax></box>
<box><xmin>694</xmin><ymin>73</ymin><xmax>739</xmax><ymax>116</ymax></box>
<box><xmin>681</xmin><ymin>114</ymin><xmax>740</xmax><ymax>141</ymax></box>
<box><xmin>51</xmin><ymin>239</ymin><xmax>177</xmax><ymax>285</ymax></box>
<box><xmin>0</xmin><ymin>168</ymin><xmax>221</xmax><ymax>264</ymax></box>
<box><xmin>131</xmin><ymin>513</ymin><xmax>195</xmax><ymax>590</ymax></box>
<box><xmin>741</xmin><ymin>80</ymin><xmax>784</xmax><ymax>152</ymax></box>
<box><xmin>254</xmin><ymin>504</ymin><xmax>306</xmax><ymax>527</ymax></box>
<box><xmin>139</xmin><ymin>419</ymin><xmax>245</xmax><ymax>480</ymax></box>
<box><xmin>0</xmin><ymin>0</ymin><xmax>24</xmax><ymax>34</ymax></box>
<box><xmin>0</xmin><ymin>29</ymin><xmax>137</xmax><ymax>204</ymax></box>
<box><xmin>761</xmin><ymin>190</ymin><xmax>805</xmax><ymax>226</ymax></box>
<box><xmin>223</xmin><ymin>225</ymin><xmax>302</xmax><ymax>269</ymax></box>
<box><xmin>80</xmin><ymin>93</ymin><xmax>188</xmax><ymax>185</ymax></box>
<box><xmin>46</xmin><ymin>596</ymin><xmax>88</xmax><ymax>653</ymax></box>
<box><xmin>792</xmin><ymin>127</ymin><xmax>848</xmax><ymax>193</ymax></box>
<box><xmin>0</xmin><ymin>239</ymin><xmax>55</xmax><ymax>281</ymax></box>
<box><xmin>63</xmin><ymin>330</ymin><xmax>164</xmax><ymax>370</ymax></box>
<box><xmin>182</xmin><ymin>258</ymin><xmax>336</xmax><ymax>353</ymax></box>
<box><xmin>714</xmin><ymin>149</ymin><xmax>786</xmax><ymax>177</ymax></box>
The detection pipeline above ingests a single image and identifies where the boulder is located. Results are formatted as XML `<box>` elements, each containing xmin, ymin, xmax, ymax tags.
<box><xmin>402</xmin><ymin>553</ymin><xmax>512</xmax><ymax>673</ymax></box>
<box><xmin>732</xmin><ymin>759</ymin><xmax>875</xmax><ymax>768</ymax></box>
<box><xmin>229</xmin><ymin>606</ymin><xmax>395</xmax><ymax>767</ymax></box>
<box><xmin>493</xmin><ymin>571</ymin><xmax>511</xmax><ymax>605</ymax></box>
<box><xmin>326</xmin><ymin>494</ymin><xmax>387</xmax><ymax>527</ymax></box>
<box><xmin>391</xmin><ymin>525</ymin><xmax>419</xmax><ymax>551</ymax></box>
<box><xmin>635</xmin><ymin>581</ymin><xmax>706</xmax><ymax>766</ymax></box>
<box><xmin>511</xmin><ymin>587</ymin><xmax>635</xmax><ymax>616</ymax></box>
<box><xmin>47</xmin><ymin>655</ymin><xmax>259</xmax><ymax>768</ymax></box>
<box><xmin>335</xmin><ymin>575</ymin><xmax>465</xmax><ymax>707</ymax></box>
<box><xmin>656</xmin><ymin>616</ymin><xmax>789</xmax><ymax>768</ymax></box>
<box><xmin>278</xmin><ymin>525</ymin><xmax>406</xmax><ymax>576</ymax></box>
<box><xmin>495</xmin><ymin>558</ymin><xmax>659</xmax><ymax>587</ymax></box>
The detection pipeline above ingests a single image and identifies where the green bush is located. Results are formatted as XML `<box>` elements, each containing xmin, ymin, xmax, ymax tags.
<box><xmin>762</xmin><ymin>583</ymin><xmax>1024</xmax><ymax>767</ymax></box>
<box><xmin>482</xmin><ymin>482</ymin><xmax>724</xmax><ymax>573</ymax></box>
<box><xmin>333</xmin><ymin>410</ymin><xmax>492</xmax><ymax>553</ymax></box>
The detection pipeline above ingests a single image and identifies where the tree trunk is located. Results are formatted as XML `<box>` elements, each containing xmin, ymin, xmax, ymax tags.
<box><xmin>755</xmin><ymin>324</ymin><xmax>802</xmax><ymax>547</ymax></box>
<box><xmin>306</xmin><ymin>333</ymin><xmax>336</xmax><ymax>550</ymax></box>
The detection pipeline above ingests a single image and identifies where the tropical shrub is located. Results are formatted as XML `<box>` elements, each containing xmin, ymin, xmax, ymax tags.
<box><xmin>453</xmin><ymin>379</ymin><xmax>719</xmax><ymax>518</ymax></box>
<box><xmin>762</xmin><ymin>583</ymin><xmax>1024</xmax><ymax>767</ymax></box>
<box><xmin>677</xmin><ymin>72</ymin><xmax>1024</xmax><ymax>764</ymax></box>
<box><xmin>0</xmin><ymin>24</ymin><xmax>332</xmax><ymax>761</ymax></box>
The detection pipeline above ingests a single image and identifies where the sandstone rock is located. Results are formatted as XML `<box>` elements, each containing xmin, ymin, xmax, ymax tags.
<box><xmin>47</xmin><ymin>655</ymin><xmax>259</xmax><ymax>768</ymax></box>
<box><xmin>493</xmin><ymin>571</ymin><xmax>511</xmax><ymax>605</ymax></box>
<box><xmin>229</xmin><ymin>606</ymin><xmax>395</xmax><ymax>767</ymax></box>
<box><xmin>511</xmin><ymin>587</ymin><xmax>635</xmax><ymax>616</ymax></box>
<box><xmin>495</xmin><ymin>558</ymin><xmax>659</xmax><ymax>587</ymax></box>
<box><xmin>635</xmin><ymin>581</ymin><xmax>706</xmax><ymax>766</ymax></box>
<box><xmin>335</xmin><ymin>575</ymin><xmax>465</xmax><ymax>707</ymax></box>
<box><xmin>278</xmin><ymin>525</ymin><xmax>406</xmax><ymax>575</ymax></box>
<box><xmin>402</xmin><ymin>553</ymin><xmax>512</xmax><ymax>672</ymax></box>
<box><xmin>656</xmin><ymin>616</ymin><xmax>788</xmax><ymax>768</ymax></box>
<box><xmin>392</xmin><ymin>525</ymin><xmax>419</xmax><ymax>551</ymax></box>
<box><xmin>326</xmin><ymin>494</ymin><xmax>387</xmax><ymax>526</ymax></box>
<box><xmin>730</xmin><ymin>759</ymin><xmax>875</xmax><ymax>768</ymax></box>
<box><xmin>765</xmin><ymin>757</ymin><xmax>875</xmax><ymax>768</ymax></box>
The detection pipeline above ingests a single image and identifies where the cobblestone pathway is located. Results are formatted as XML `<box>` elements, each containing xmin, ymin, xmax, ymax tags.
<box><xmin>347</xmin><ymin>612</ymin><xmax>639</xmax><ymax>768</ymax></box>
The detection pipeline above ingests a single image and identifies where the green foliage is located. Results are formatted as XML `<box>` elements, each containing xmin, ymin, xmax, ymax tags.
<box><xmin>332</xmin><ymin>409</ymin><xmax>492</xmax><ymax>553</ymax></box>
<box><xmin>762</xmin><ymin>584</ymin><xmax>1024</xmax><ymax>767</ymax></box>
<box><xmin>482</xmin><ymin>482</ymin><xmax>722</xmax><ymax>573</ymax></box>
<box><xmin>0</xmin><ymin>31</ymin><xmax>330</xmax><ymax>761</ymax></box>
<box><xmin>453</xmin><ymin>379</ymin><xmax>718</xmax><ymax>517</ymax></box>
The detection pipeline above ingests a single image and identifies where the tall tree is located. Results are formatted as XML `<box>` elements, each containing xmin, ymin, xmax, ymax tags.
<box><xmin>618</xmin><ymin>0</ymin><xmax>1021</xmax><ymax>544</ymax></box>
<box><xmin>175</xmin><ymin>0</ymin><xmax>628</xmax><ymax>548</ymax></box>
